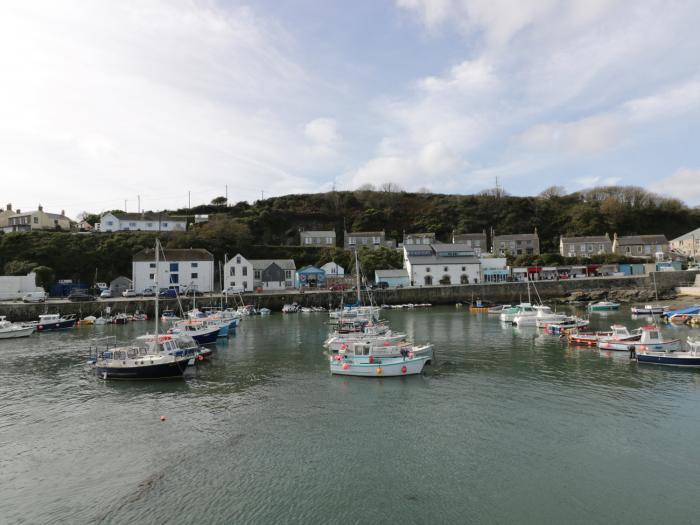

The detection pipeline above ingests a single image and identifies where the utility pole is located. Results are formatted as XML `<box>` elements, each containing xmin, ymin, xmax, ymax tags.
<box><xmin>188</xmin><ymin>191</ymin><xmax>191</xmax><ymax>210</ymax></box>
<box><xmin>261</xmin><ymin>190</ymin><xmax>265</xmax><ymax>201</ymax></box>
<box><xmin>225</xmin><ymin>184</ymin><xmax>228</xmax><ymax>204</ymax></box>
<box><xmin>124</xmin><ymin>199</ymin><xmax>127</xmax><ymax>212</ymax></box>
<box><xmin>137</xmin><ymin>195</ymin><xmax>141</xmax><ymax>213</ymax></box>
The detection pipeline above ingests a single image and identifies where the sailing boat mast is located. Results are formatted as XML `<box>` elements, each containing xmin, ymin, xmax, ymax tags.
<box><xmin>354</xmin><ymin>250</ymin><xmax>361</xmax><ymax>304</ymax></box>
<box><xmin>154</xmin><ymin>239</ymin><xmax>160</xmax><ymax>340</ymax></box>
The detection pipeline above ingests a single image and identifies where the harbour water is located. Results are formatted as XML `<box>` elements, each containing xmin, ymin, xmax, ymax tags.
<box><xmin>2</xmin><ymin>307</ymin><xmax>700</xmax><ymax>524</ymax></box>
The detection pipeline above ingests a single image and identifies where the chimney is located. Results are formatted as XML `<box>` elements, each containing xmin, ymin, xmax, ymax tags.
<box><xmin>6</xmin><ymin>203</ymin><xmax>11</xmax><ymax>211</ymax></box>
<box><xmin>61</xmin><ymin>210</ymin><xmax>65</xmax><ymax>217</ymax></box>
<box><xmin>38</xmin><ymin>204</ymin><xmax>43</xmax><ymax>212</ymax></box>
<box><xmin>16</xmin><ymin>209</ymin><xmax>20</xmax><ymax>214</ymax></box>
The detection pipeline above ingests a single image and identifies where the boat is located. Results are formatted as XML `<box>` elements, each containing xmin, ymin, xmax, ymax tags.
<box><xmin>487</xmin><ymin>304</ymin><xmax>511</xmax><ymax>314</ymax></box>
<box><xmin>94</xmin><ymin>315</ymin><xmax>111</xmax><ymax>325</ymax></box>
<box><xmin>131</xmin><ymin>311</ymin><xmax>148</xmax><ymax>321</ymax></box>
<box><xmin>596</xmin><ymin>324</ymin><xmax>642</xmax><ymax>351</ymax></box>
<box><xmin>89</xmin><ymin>334</ymin><xmax>197</xmax><ymax>379</ymax></box>
<box><xmin>111</xmin><ymin>313</ymin><xmax>129</xmax><ymax>325</ymax></box>
<box><xmin>36</xmin><ymin>313</ymin><xmax>76</xmax><ymax>331</ymax></box>
<box><xmin>500</xmin><ymin>303</ymin><xmax>536</xmax><ymax>323</ymax></box>
<box><xmin>88</xmin><ymin>239</ymin><xmax>200</xmax><ymax>379</ymax></box>
<box><xmin>0</xmin><ymin>316</ymin><xmax>35</xmax><ymax>339</ymax></box>
<box><xmin>587</xmin><ymin>301</ymin><xmax>620</xmax><ymax>312</ymax></box>
<box><xmin>631</xmin><ymin>304</ymin><xmax>669</xmax><ymax>315</ymax></box>
<box><xmin>80</xmin><ymin>316</ymin><xmax>96</xmax><ymax>325</ymax></box>
<box><xmin>513</xmin><ymin>305</ymin><xmax>568</xmax><ymax>327</ymax></box>
<box><xmin>541</xmin><ymin>317</ymin><xmax>590</xmax><ymax>335</ymax></box>
<box><xmin>161</xmin><ymin>310</ymin><xmax>180</xmax><ymax>322</ymax></box>
<box><xmin>330</xmin><ymin>347</ymin><xmax>431</xmax><ymax>377</ymax></box>
<box><xmin>637</xmin><ymin>337</ymin><xmax>700</xmax><ymax>367</ymax></box>
<box><xmin>661</xmin><ymin>305</ymin><xmax>700</xmax><ymax>324</ymax></box>
<box><xmin>282</xmin><ymin>303</ymin><xmax>300</xmax><ymax>313</ymax></box>
<box><xmin>325</xmin><ymin>329</ymin><xmax>408</xmax><ymax>352</ymax></box>
<box><xmin>259</xmin><ymin>308</ymin><xmax>271</xmax><ymax>316</ymax></box>
<box><xmin>168</xmin><ymin>319</ymin><xmax>220</xmax><ymax>344</ymax></box>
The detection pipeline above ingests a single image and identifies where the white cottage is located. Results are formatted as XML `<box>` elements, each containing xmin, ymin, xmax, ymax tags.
<box><xmin>223</xmin><ymin>254</ymin><xmax>254</xmax><ymax>292</ymax></box>
<box><xmin>403</xmin><ymin>243</ymin><xmax>481</xmax><ymax>286</ymax></box>
<box><xmin>320</xmin><ymin>262</ymin><xmax>345</xmax><ymax>276</ymax></box>
<box><xmin>132</xmin><ymin>248</ymin><xmax>214</xmax><ymax>293</ymax></box>
<box><xmin>96</xmin><ymin>212</ymin><xmax>187</xmax><ymax>232</ymax></box>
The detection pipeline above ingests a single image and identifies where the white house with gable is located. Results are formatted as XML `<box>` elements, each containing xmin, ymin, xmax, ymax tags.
<box><xmin>96</xmin><ymin>212</ymin><xmax>187</xmax><ymax>232</ymax></box>
<box><xmin>403</xmin><ymin>243</ymin><xmax>481</xmax><ymax>286</ymax></box>
<box><xmin>223</xmin><ymin>254</ymin><xmax>254</xmax><ymax>292</ymax></box>
<box><xmin>132</xmin><ymin>248</ymin><xmax>214</xmax><ymax>293</ymax></box>
<box><xmin>320</xmin><ymin>262</ymin><xmax>344</xmax><ymax>276</ymax></box>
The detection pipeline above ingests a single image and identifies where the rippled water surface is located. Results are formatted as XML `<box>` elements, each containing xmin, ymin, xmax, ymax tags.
<box><xmin>2</xmin><ymin>307</ymin><xmax>700</xmax><ymax>524</ymax></box>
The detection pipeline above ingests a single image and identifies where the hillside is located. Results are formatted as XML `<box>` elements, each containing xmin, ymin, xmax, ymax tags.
<box><xmin>2</xmin><ymin>186</ymin><xmax>698</xmax><ymax>286</ymax></box>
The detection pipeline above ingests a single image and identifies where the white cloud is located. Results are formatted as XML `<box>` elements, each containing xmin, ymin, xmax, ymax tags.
<box><xmin>0</xmin><ymin>1</ymin><xmax>329</xmax><ymax>215</ymax></box>
<box><xmin>519</xmin><ymin>113</ymin><xmax>624</xmax><ymax>156</ymax></box>
<box><xmin>574</xmin><ymin>176</ymin><xmax>622</xmax><ymax>188</ymax></box>
<box><xmin>648</xmin><ymin>168</ymin><xmax>700</xmax><ymax>204</ymax></box>
<box><xmin>304</xmin><ymin>117</ymin><xmax>340</xmax><ymax>159</ymax></box>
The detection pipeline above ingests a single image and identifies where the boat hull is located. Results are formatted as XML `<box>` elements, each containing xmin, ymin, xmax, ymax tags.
<box><xmin>37</xmin><ymin>319</ymin><xmax>75</xmax><ymax>331</ymax></box>
<box><xmin>93</xmin><ymin>359</ymin><xmax>190</xmax><ymax>379</ymax></box>
<box><xmin>330</xmin><ymin>356</ymin><xmax>428</xmax><ymax>377</ymax></box>
<box><xmin>637</xmin><ymin>353</ymin><xmax>700</xmax><ymax>367</ymax></box>
<box><xmin>0</xmin><ymin>326</ymin><xmax>35</xmax><ymax>339</ymax></box>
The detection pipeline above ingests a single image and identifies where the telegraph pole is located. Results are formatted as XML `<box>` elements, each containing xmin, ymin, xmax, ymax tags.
<box><xmin>137</xmin><ymin>195</ymin><xmax>141</xmax><ymax>213</ymax></box>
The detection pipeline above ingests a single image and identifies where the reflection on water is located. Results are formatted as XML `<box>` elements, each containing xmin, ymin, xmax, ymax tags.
<box><xmin>1</xmin><ymin>306</ymin><xmax>700</xmax><ymax>524</ymax></box>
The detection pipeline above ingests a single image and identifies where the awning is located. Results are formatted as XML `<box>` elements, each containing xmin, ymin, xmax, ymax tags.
<box><xmin>513</xmin><ymin>267</ymin><xmax>528</xmax><ymax>273</ymax></box>
<box><xmin>484</xmin><ymin>269</ymin><xmax>510</xmax><ymax>275</ymax></box>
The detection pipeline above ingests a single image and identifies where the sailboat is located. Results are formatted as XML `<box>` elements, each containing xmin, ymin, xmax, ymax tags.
<box><xmin>88</xmin><ymin>239</ymin><xmax>198</xmax><ymax>379</ymax></box>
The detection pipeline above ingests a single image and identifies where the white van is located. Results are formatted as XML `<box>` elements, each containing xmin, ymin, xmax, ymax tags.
<box><xmin>22</xmin><ymin>291</ymin><xmax>48</xmax><ymax>303</ymax></box>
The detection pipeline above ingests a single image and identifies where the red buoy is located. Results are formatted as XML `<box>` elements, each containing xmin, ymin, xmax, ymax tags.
<box><xmin>401</xmin><ymin>366</ymin><xmax>407</xmax><ymax>374</ymax></box>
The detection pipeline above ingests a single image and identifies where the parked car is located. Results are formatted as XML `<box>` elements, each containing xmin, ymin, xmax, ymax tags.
<box><xmin>122</xmin><ymin>289</ymin><xmax>137</xmax><ymax>297</ymax></box>
<box><xmin>371</xmin><ymin>281</ymin><xmax>389</xmax><ymax>290</ymax></box>
<box><xmin>142</xmin><ymin>287</ymin><xmax>156</xmax><ymax>297</ymax></box>
<box><xmin>100</xmin><ymin>289</ymin><xmax>113</xmax><ymax>298</ymax></box>
<box><xmin>68</xmin><ymin>290</ymin><xmax>96</xmax><ymax>302</ymax></box>
<box><xmin>22</xmin><ymin>291</ymin><xmax>47</xmax><ymax>303</ymax></box>
<box><xmin>183</xmin><ymin>288</ymin><xmax>204</xmax><ymax>297</ymax></box>
<box><xmin>329</xmin><ymin>284</ymin><xmax>347</xmax><ymax>291</ymax></box>
<box><xmin>224</xmin><ymin>286</ymin><xmax>244</xmax><ymax>294</ymax></box>
<box><xmin>159</xmin><ymin>288</ymin><xmax>177</xmax><ymax>298</ymax></box>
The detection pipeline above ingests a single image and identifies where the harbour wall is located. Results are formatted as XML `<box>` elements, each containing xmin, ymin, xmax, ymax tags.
<box><xmin>1</xmin><ymin>271</ymin><xmax>697</xmax><ymax>322</ymax></box>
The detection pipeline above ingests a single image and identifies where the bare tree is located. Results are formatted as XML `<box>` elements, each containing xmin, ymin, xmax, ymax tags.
<box><xmin>378</xmin><ymin>182</ymin><xmax>405</xmax><ymax>193</ymax></box>
<box><xmin>538</xmin><ymin>185</ymin><xmax>567</xmax><ymax>199</ymax></box>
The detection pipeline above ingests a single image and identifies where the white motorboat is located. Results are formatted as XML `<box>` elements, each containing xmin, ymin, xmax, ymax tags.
<box><xmin>631</xmin><ymin>304</ymin><xmax>669</xmax><ymax>315</ymax></box>
<box><xmin>514</xmin><ymin>305</ymin><xmax>568</xmax><ymax>326</ymax></box>
<box><xmin>596</xmin><ymin>324</ymin><xmax>642</xmax><ymax>351</ymax></box>
<box><xmin>500</xmin><ymin>303</ymin><xmax>536</xmax><ymax>323</ymax></box>
<box><xmin>0</xmin><ymin>316</ymin><xmax>35</xmax><ymax>339</ymax></box>
<box><xmin>36</xmin><ymin>313</ymin><xmax>76</xmax><ymax>331</ymax></box>
<box><xmin>325</xmin><ymin>330</ymin><xmax>408</xmax><ymax>352</ymax></box>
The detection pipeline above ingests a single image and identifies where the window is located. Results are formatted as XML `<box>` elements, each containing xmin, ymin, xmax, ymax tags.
<box><xmin>527</xmin><ymin>240</ymin><xmax>533</xmax><ymax>246</ymax></box>
<box><xmin>33</xmin><ymin>217</ymin><xmax>39</xmax><ymax>224</ymax></box>
<box><xmin>147</xmin><ymin>222</ymin><xmax>153</xmax><ymax>227</ymax></box>
<box><xmin>162</xmin><ymin>222</ymin><xmax>168</xmax><ymax>227</ymax></box>
<box><xmin>191</xmin><ymin>273</ymin><xmax>198</xmax><ymax>279</ymax></box>
<box><xmin>170</xmin><ymin>274</ymin><xmax>179</xmax><ymax>284</ymax></box>
<box><xmin>106</xmin><ymin>221</ymin><xmax>113</xmax><ymax>226</ymax></box>
<box><xmin>236</xmin><ymin>256</ymin><xmax>241</xmax><ymax>264</ymax></box>
<box><xmin>230</xmin><ymin>267</ymin><xmax>236</xmax><ymax>276</ymax></box>
<box><xmin>149</xmin><ymin>263</ymin><xmax>156</xmax><ymax>268</ymax></box>
<box><xmin>326</xmin><ymin>237</ymin><xmax>333</xmax><ymax>244</ymax></box>
<box><xmin>254</xmin><ymin>270</ymin><xmax>261</xmax><ymax>280</ymax></box>
<box><xmin>426</xmin><ymin>267</ymin><xmax>431</xmax><ymax>273</ymax></box>
<box><xmin>637</xmin><ymin>246</ymin><xmax>643</xmax><ymax>254</ymax></box>
<box><xmin>625</xmin><ymin>246</ymin><xmax>631</xmax><ymax>254</ymax></box>
<box><xmin>461</xmin><ymin>266</ymin><xmax>466</xmax><ymax>271</ymax></box>
<box><xmin>362</xmin><ymin>238</ymin><xmax>368</xmax><ymax>245</ymax></box>
<box><xmin>348</xmin><ymin>238</ymin><xmax>356</xmax><ymax>245</ymax></box>
<box><xmin>129</xmin><ymin>222</ymin><xmax>136</xmax><ymax>227</ymax></box>
<box><xmin>242</xmin><ymin>267</ymin><xmax>247</xmax><ymax>276</ymax></box>
<box><xmin>599</xmin><ymin>244</ymin><xmax>604</xmax><ymax>251</ymax></box>
<box><xmin>169</xmin><ymin>263</ymin><xmax>179</xmax><ymax>272</ymax></box>
<box><xmin>304</xmin><ymin>237</ymin><xmax>312</xmax><ymax>244</ymax></box>
<box><xmin>444</xmin><ymin>266</ymin><xmax>448</xmax><ymax>272</ymax></box>
<box><xmin>372</xmin><ymin>236</ymin><xmax>380</xmax><ymax>244</ymax></box>
<box><xmin>285</xmin><ymin>270</ymin><xmax>291</xmax><ymax>279</ymax></box>
<box><xmin>191</xmin><ymin>262</ymin><xmax>198</xmax><ymax>268</ymax></box>
<box><xmin>424</xmin><ymin>275</ymin><xmax>433</xmax><ymax>285</ymax></box>
<box><xmin>149</xmin><ymin>273</ymin><xmax>154</xmax><ymax>280</ymax></box>
<box><xmin>460</xmin><ymin>274</ymin><xmax>469</xmax><ymax>284</ymax></box>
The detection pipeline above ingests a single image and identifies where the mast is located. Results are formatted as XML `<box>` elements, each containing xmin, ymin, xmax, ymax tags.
<box><xmin>653</xmin><ymin>271</ymin><xmax>659</xmax><ymax>302</ymax></box>
<box><xmin>354</xmin><ymin>250</ymin><xmax>361</xmax><ymax>304</ymax></box>
<box><xmin>154</xmin><ymin>239</ymin><xmax>159</xmax><ymax>340</ymax></box>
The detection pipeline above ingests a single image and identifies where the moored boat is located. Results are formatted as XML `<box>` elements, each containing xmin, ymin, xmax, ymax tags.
<box><xmin>330</xmin><ymin>352</ymin><xmax>430</xmax><ymax>377</ymax></box>
<box><xmin>596</xmin><ymin>324</ymin><xmax>642</xmax><ymax>351</ymax></box>
<box><xmin>631</xmin><ymin>304</ymin><xmax>669</xmax><ymax>315</ymax></box>
<box><xmin>36</xmin><ymin>313</ymin><xmax>76</xmax><ymax>331</ymax></box>
<box><xmin>588</xmin><ymin>301</ymin><xmax>620</xmax><ymax>312</ymax></box>
<box><xmin>500</xmin><ymin>303</ymin><xmax>536</xmax><ymax>323</ymax></box>
<box><xmin>0</xmin><ymin>316</ymin><xmax>35</xmax><ymax>339</ymax></box>
<box><xmin>636</xmin><ymin>337</ymin><xmax>700</xmax><ymax>367</ymax></box>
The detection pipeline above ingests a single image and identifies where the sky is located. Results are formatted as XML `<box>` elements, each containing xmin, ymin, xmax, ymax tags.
<box><xmin>2</xmin><ymin>0</ymin><xmax>700</xmax><ymax>218</ymax></box>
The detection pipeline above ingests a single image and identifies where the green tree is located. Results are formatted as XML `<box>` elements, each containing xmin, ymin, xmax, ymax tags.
<box><xmin>356</xmin><ymin>246</ymin><xmax>402</xmax><ymax>279</ymax></box>
<box><xmin>4</xmin><ymin>259</ymin><xmax>36</xmax><ymax>275</ymax></box>
<box><xmin>32</xmin><ymin>266</ymin><xmax>55</xmax><ymax>288</ymax></box>
<box><xmin>211</xmin><ymin>196</ymin><xmax>228</xmax><ymax>206</ymax></box>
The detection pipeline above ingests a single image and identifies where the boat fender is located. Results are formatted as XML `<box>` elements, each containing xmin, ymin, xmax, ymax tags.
<box><xmin>197</xmin><ymin>355</ymin><xmax>204</xmax><ymax>361</ymax></box>
<box><xmin>375</xmin><ymin>367</ymin><xmax>382</xmax><ymax>375</ymax></box>
<box><xmin>342</xmin><ymin>363</ymin><xmax>350</xmax><ymax>370</ymax></box>
<box><xmin>369</xmin><ymin>356</ymin><xmax>374</xmax><ymax>364</ymax></box>
<box><xmin>408</xmin><ymin>352</ymin><xmax>414</xmax><ymax>359</ymax></box>
<box><xmin>401</xmin><ymin>365</ymin><xmax>407</xmax><ymax>374</ymax></box>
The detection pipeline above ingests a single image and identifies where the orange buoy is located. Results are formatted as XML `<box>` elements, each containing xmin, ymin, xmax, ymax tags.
<box><xmin>375</xmin><ymin>367</ymin><xmax>382</xmax><ymax>375</ymax></box>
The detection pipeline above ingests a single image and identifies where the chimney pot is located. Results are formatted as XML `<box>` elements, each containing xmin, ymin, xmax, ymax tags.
<box><xmin>38</xmin><ymin>204</ymin><xmax>43</xmax><ymax>212</ymax></box>
<box><xmin>61</xmin><ymin>210</ymin><xmax>65</xmax><ymax>216</ymax></box>
<box><xmin>6</xmin><ymin>203</ymin><xmax>11</xmax><ymax>211</ymax></box>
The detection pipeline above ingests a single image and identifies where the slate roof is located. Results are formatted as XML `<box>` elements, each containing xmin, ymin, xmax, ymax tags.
<box><xmin>672</xmin><ymin>227</ymin><xmax>700</xmax><ymax>242</ymax></box>
<box><xmin>453</xmin><ymin>233</ymin><xmax>487</xmax><ymax>242</ymax></box>
<box><xmin>560</xmin><ymin>235</ymin><xmax>611</xmax><ymax>243</ymax></box>
<box><xmin>108</xmin><ymin>212</ymin><xmax>185</xmax><ymax>222</ymax></box>
<box><xmin>493</xmin><ymin>233</ymin><xmax>539</xmax><ymax>241</ymax></box>
<box><xmin>133</xmin><ymin>248</ymin><xmax>213</xmax><ymax>261</ymax></box>
<box><xmin>406</xmin><ymin>254</ymin><xmax>480</xmax><ymax>265</ymax></box>
<box><xmin>616</xmin><ymin>234</ymin><xmax>668</xmax><ymax>245</ymax></box>
<box><xmin>249</xmin><ymin>259</ymin><xmax>296</xmax><ymax>271</ymax></box>
<box><xmin>300</xmin><ymin>230</ymin><xmax>336</xmax><ymax>237</ymax></box>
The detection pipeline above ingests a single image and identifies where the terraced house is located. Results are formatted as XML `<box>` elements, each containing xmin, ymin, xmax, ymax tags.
<box><xmin>559</xmin><ymin>235</ymin><xmax>612</xmax><ymax>257</ymax></box>
<box><xmin>492</xmin><ymin>232</ymin><xmax>540</xmax><ymax>256</ymax></box>
<box><xmin>612</xmin><ymin>233</ymin><xmax>668</xmax><ymax>259</ymax></box>
<box><xmin>299</xmin><ymin>230</ymin><xmax>336</xmax><ymax>247</ymax></box>
<box><xmin>344</xmin><ymin>230</ymin><xmax>396</xmax><ymax>250</ymax></box>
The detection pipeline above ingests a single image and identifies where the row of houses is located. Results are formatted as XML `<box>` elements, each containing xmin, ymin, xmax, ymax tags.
<box><xmin>0</xmin><ymin>204</ymin><xmax>72</xmax><ymax>233</ymax></box>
